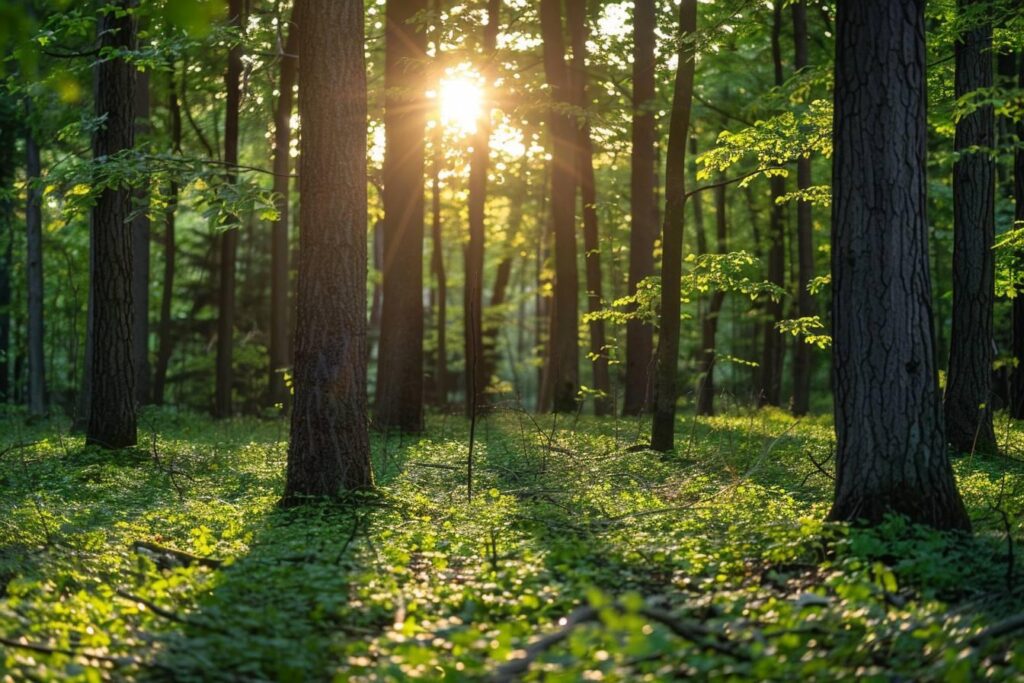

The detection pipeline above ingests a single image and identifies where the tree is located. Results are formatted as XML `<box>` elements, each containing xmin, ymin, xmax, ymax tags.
<box><xmin>1012</xmin><ymin>54</ymin><xmax>1024</xmax><ymax>420</ymax></box>
<box><xmin>464</xmin><ymin>0</ymin><xmax>500</xmax><ymax>417</ymax></box>
<box><xmin>214</xmin><ymin>0</ymin><xmax>244</xmax><ymax>419</ymax></box>
<box><xmin>153</xmin><ymin>66</ymin><xmax>182</xmax><ymax>406</ymax></box>
<box><xmin>269</xmin><ymin>7</ymin><xmax>299</xmax><ymax>410</ymax></box>
<box><xmin>790</xmin><ymin>0</ymin><xmax>814</xmax><ymax>416</ymax></box>
<box><xmin>829</xmin><ymin>0</ymin><xmax>970</xmax><ymax>530</ymax></box>
<box><xmin>283</xmin><ymin>0</ymin><xmax>374</xmax><ymax>502</ymax></box>
<box><xmin>376</xmin><ymin>0</ymin><xmax>428</xmax><ymax>432</ymax></box>
<box><xmin>0</xmin><ymin>94</ymin><xmax>17</xmax><ymax>403</ymax></box>
<box><xmin>86</xmin><ymin>3</ymin><xmax>137</xmax><ymax>448</ymax></box>
<box><xmin>539</xmin><ymin>0</ymin><xmax>579</xmax><ymax>413</ymax></box>
<box><xmin>758</xmin><ymin>0</ymin><xmax>786</xmax><ymax>409</ymax></box>
<box><xmin>696</xmin><ymin>183</ymin><xmax>728</xmax><ymax>416</ymax></box>
<box><xmin>568</xmin><ymin>0</ymin><xmax>612</xmax><ymax>416</ymax></box>
<box><xmin>25</xmin><ymin>106</ymin><xmax>45</xmax><ymax>418</ymax></box>
<box><xmin>651</xmin><ymin>0</ymin><xmax>697</xmax><ymax>451</ymax></box>
<box><xmin>131</xmin><ymin>70</ymin><xmax>151</xmax><ymax>405</ymax></box>
<box><xmin>623</xmin><ymin>0</ymin><xmax>657</xmax><ymax>416</ymax></box>
<box><xmin>944</xmin><ymin>0</ymin><xmax>996</xmax><ymax>453</ymax></box>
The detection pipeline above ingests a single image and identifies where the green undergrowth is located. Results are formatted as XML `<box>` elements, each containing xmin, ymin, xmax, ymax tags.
<box><xmin>3</xmin><ymin>407</ymin><xmax>1024</xmax><ymax>681</ymax></box>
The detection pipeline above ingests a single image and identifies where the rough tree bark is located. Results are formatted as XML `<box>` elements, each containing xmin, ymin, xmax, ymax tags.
<box><xmin>131</xmin><ymin>70</ymin><xmax>150</xmax><ymax>405</ymax></box>
<box><xmin>829</xmin><ymin>0</ymin><xmax>970</xmax><ymax>530</ymax></box>
<box><xmin>758</xmin><ymin>0</ymin><xmax>786</xmax><ymax>408</ymax></box>
<box><xmin>153</xmin><ymin>66</ymin><xmax>182</xmax><ymax>406</ymax></box>
<box><xmin>650</xmin><ymin>0</ymin><xmax>697</xmax><ymax>451</ymax></box>
<box><xmin>26</xmin><ymin>117</ymin><xmax>46</xmax><ymax>418</ymax></box>
<box><xmin>464</xmin><ymin>0</ymin><xmax>500</xmax><ymax>417</ymax></box>
<box><xmin>539</xmin><ymin>0</ymin><xmax>579</xmax><ymax>413</ymax></box>
<box><xmin>376</xmin><ymin>0</ymin><xmax>427</xmax><ymax>432</ymax></box>
<box><xmin>283</xmin><ymin>0</ymin><xmax>374</xmax><ymax>502</ymax></box>
<box><xmin>623</xmin><ymin>0</ymin><xmax>657</xmax><ymax>416</ymax></box>
<box><xmin>269</xmin><ymin>8</ymin><xmax>299</xmax><ymax>410</ymax></box>
<box><xmin>944</xmin><ymin>0</ymin><xmax>996</xmax><ymax>453</ymax></box>
<box><xmin>790</xmin><ymin>0</ymin><xmax>814</xmax><ymax>416</ymax></box>
<box><xmin>697</xmin><ymin>183</ymin><xmax>728</xmax><ymax>417</ymax></box>
<box><xmin>1012</xmin><ymin>55</ymin><xmax>1024</xmax><ymax>420</ymax></box>
<box><xmin>87</xmin><ymin>4</ymin><xmax>137</xmax><ymax>448</ymax></box>
<box><xmin>214</xmin><ymin>0</ymin><xmax>244</xmax><ymax>418</ymax></box>
<box><xmin>567</xmin><ymin>0</ymin><xmax>612</xmax><ymax>416</ymax></box>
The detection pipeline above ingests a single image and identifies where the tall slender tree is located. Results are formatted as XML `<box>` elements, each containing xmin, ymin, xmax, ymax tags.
<box><xmin>651</xmin><ymin>0</ymin><xmax>697</xmax><ymax>451</ymax></box>
<box><xmin>568</xmin><ymin>0</ymin><xmax>612</xmax><ymax>416</ymax></box>
<box><xmin>697</xmin><ymin>183</ymin><xmax>728</xmax><ymax>416</ymax></box>
<box><xmin>87</xmin><ymin>3</ymin><xmax>137</xmax><ymax>448</ymax></box>
<box><xmin>131</xmin><ymin>69</ymin><xmax>150</xmax><ymax>405</ymax></box>
<box><xmin>623</xmin><ymin>0</ymin><xmax>657</xmax><ymax>416</ymax></box>
<box><xmin>284</xmin><ymin>0</ymin><xmax>374</xmax><ymax>502</ymax></box>
<box><xmin>790</xmin><ymin>0</ymin><xmax>814</xmax><ymax>416</ymax></box>
<box><xmin>214</xmin><ymin>0</ymin><xmax>243</xmax><ymax>418</ymax></box>
<box><xmin>376</xmin><ymin>0</ymin><xmax>428</xmax><ymax>432</ymax></box>
<box><xmin>539</xmin><ymin>0</ymin><xmax>579</xmax><ymax>413</ymax></box>
<box><xmin>464</xmin><ymin>0</ymin><xmax>500</xmax><ymax>417</ymax></box>
<box><xmin>25</xmin><ymin>108</ymin><xmax>45</xmax><ymax>418</ymax></box>
<box><xmin>0</xmin><ymin>94</ymin><xmax>16</xmax><ymax>403</ymax></box>
<box><xmin>153</xmin><ymin>66</ymin><xmax>182</xmax><ymax>406</ymax></box>
<box><xmin>758</xmin><ymin>0</ymin><xmax>786</xmax><ymax>408</ymax></box>
<box><xmin>829</xmin><ymin>0</ymin><xmax>970</xmax><ymax>530</ymax></box>
<box><xmin>944</xmin><ymin>0</ymin><xmax>996</xmax><ymax>453</ymax></box>
<box><xmin>269</xmin><ymin>7</ymin><xmax>299</xmax><ymax>410</ymax></box>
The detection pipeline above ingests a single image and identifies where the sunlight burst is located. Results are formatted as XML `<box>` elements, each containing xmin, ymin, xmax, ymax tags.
<box><xmin>437</xmin><ymin>73</ymin><xmax>483</xmax><ymax>136</ymax></box>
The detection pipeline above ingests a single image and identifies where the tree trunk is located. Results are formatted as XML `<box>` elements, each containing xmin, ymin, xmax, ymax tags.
<box><xmin>87</xmin><ymin>3</ymin><xmax>137</xmax><ymax>448</ymax></box>
<box><xmin>464</xmin><ymin>0</ymin><xmax>500</xmax><ymax>417</ymax></box>
<box><xmin>651</xmin><ymin>0</ymin><xmax>697</xmax><ymax>451</ymax></box>
<box><xmin>428</xmin><ymin>130</ymin><xmax>449</xmax><ymax>405</ymax></box>
<box><xmin>376</xmin><ymin>0</ymin><xmax>427</xmax><ymax>432</ymax></box>
<box><xmin>623</xmin><ymin>0</ymin><xmax>657</xmax><ymax>416</ymax></box>
<box><xmin>697</xmin><ymin>183</ymin><xmax>728</xmax><ymax>416</ymax></box>
<box><xmin>1012</xmin><ymin>55</ymin><xmax>1024</xmax><ymax>420</ymax></box>
<box><xmin>539</xmin><ymin>0</ymin><xmax>579</xmax><ymax>413</ymax></box>
<box><xmin>131</xmin><ymin>69</ymin><xmax>151</xmax><ymax>405</ymax></box>
<box><xmin>153</xmin><ymin>66</ymin><xmax>183</xmax><ymax>406</ymax></box>
<box><xmin>0</xmin><ymin>97</ymin><xmax>13</xmax><ymax>402</ymax></box>
<box><xmin>0</xmin><ymin>206</ymin><xmax>9</xmax><ymax>403</ymax></box>
<box><xmin>25</xmin><ymin>120</ymin><xmax>46</xmax><ymax>417</ymax></box>
<box><xmin>284</xmin><ymin>0</ymin><xmax>374</xmax><ymax>502</ymax></box>
<box><xmin>829</xmin><ymin>0</ymin><xmax>970</xmax><ymax>531</ymax></box>
<box><xmin>214</xmin><ymin>0</ymin><xmax>244</xmax><ymax>418</ymax></box>
<box><xmin>567</xmin><ymin>0</ymin><xmax>611</xmax><ymax>416</ymax></box>
<box><xmin>269</xmin><ymin>8</ymin><xmax>299</xmax><ymax>410</ymax></box>
<box><xmin>944</xmin><ymin>0</ymin><xmax>996</xmax><ymax>453</ymax></box>
<box><xmin>758</xmin><ymin>1</ymin><xmax>786</xmax><ymax>409</ymax></box>
<box><xmin>791</xmin><ymin>0</ymin><xmax>814</xmax><ymax>416</ymax></box>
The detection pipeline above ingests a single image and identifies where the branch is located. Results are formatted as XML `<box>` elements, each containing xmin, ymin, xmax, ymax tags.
<box><xmin>114</xmin><ymin>589</ymin><xmax>191</xmax><ymax>626</ymax></box>
<box><xmin>685</xmin><ymin>166</ymin><xmax>788</xmax><ymax>200</ymax></box>
<box><xmin>131</xmin><ymin>540</ymin><xmax>223</xmax><ymax>569</ymax></box>
<box><xmin>0</xmin><ymin>635</ymin><xmax>141</xmax><ymax>667</ymax></box>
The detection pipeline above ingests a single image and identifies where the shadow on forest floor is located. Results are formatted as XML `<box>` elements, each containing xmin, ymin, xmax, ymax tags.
<box><xmin>4</xmin><ymin>408</ymin><xmax>1024</xmax><ymax>681</ymax></box>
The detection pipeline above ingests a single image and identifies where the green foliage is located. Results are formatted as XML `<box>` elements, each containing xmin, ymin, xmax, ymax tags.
<box><xmin>776</xmin><ymin>316</ymin><xmax>831</xmax><ymax>349</ymax></box>
<box><xmin>2</xmin><ymin>411</ymin><xmax>1024</xmax><ymax>681</ymax></box>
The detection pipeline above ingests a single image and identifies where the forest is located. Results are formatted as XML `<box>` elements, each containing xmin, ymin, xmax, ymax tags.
<box><xmin>2</xmin><ymin>0</ymin><xmax>1024</xmax><ymax>679</ymax></box>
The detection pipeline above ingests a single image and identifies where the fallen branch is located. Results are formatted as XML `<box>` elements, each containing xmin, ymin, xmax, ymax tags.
<box><xmin>0</xmin><ymin>635</ymin><xmax>141</xmax><ymax>667</ymax></box>
<box><xmin>490</xmin><ymin>600</ymin><xmax>748</xmax><ymax>681</ymax></box>
<box><xmin>114</xmin><ymin>589</ymin><xmax>191</xmax><ymax>626</ymax></box>
<box><xmin>969</xmin><ymin>612</ymin><xmax>1024</xmax><ymax>646</ymax></box>
<box><xmin>491</xmin><ymin>605</ymin><xmax>598</xmax><ymax>682</ymax></box>
<box><xmin>131</xmin><ymin>541</ymin><xmax>223</xmax><ymax>569</ymax></box>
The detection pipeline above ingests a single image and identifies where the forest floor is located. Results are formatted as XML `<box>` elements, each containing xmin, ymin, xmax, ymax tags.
<box><xmin>2</xmin><ymin>407</ymin><xmax>1024</xmax><ymax>681</ymax></box>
